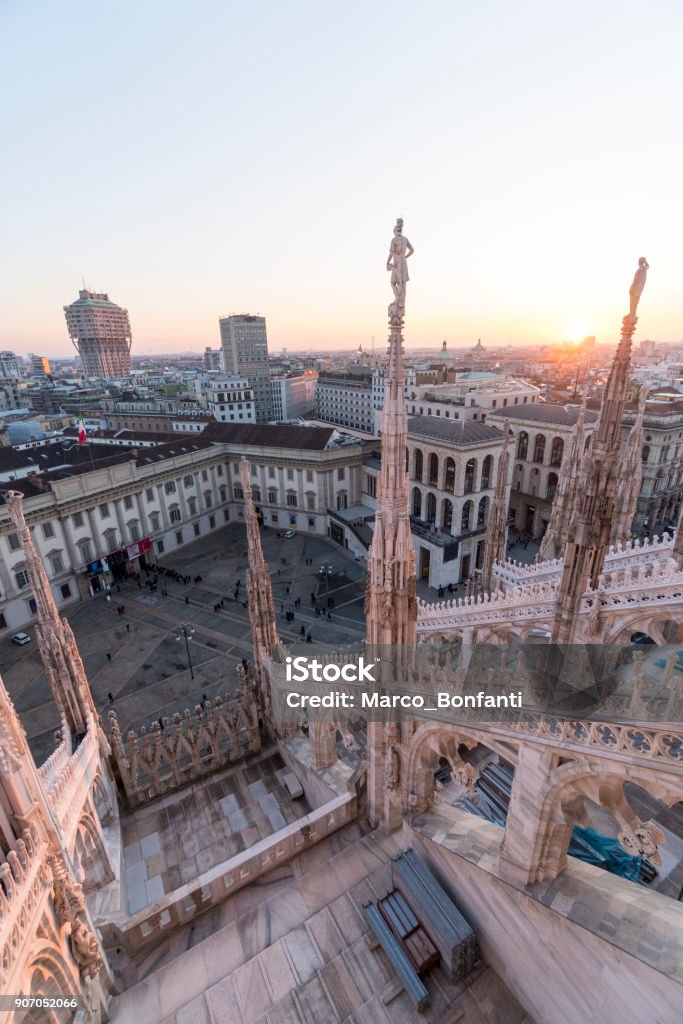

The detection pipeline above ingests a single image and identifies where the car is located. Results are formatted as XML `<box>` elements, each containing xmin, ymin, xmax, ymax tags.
<box><xmin>11</xmin><ymin>632</ymin><xmax>31</xmax><ymax>646</ymax></box>
<box><xmin>283</xmin><ymin>530</ymin><xmax>296</xmax><ymax>539</ymax></box>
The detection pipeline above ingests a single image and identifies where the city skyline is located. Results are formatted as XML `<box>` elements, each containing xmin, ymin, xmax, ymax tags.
<box><xmin>1</xmin><ymin>1</ymin><xmax>682</xmax><ymax>357</ymax></box>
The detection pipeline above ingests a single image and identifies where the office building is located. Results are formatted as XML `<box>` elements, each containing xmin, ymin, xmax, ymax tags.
<box><xmin>219</xmin><ymin>314</ymin><xmax>272</xmax><ymax>421</ymax></box>
<box><xmin>64</xmin><ymin>289</ymin><xmax>133</xmax><ymax>379</ymax></box>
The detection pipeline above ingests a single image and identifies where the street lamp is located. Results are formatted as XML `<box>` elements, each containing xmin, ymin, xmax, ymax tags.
<box><xmin>175</xmin><ymin>624</ymin><xmax>195</xmax><ymax>679</ymax></box>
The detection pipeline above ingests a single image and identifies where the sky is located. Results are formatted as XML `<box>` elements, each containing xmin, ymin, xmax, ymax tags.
<box><xmin>1</xmin><ymin>0</ymin><xmax>682</xmax><ymax>357</ymax></box>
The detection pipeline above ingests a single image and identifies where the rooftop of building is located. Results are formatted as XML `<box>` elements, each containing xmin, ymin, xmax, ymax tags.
<box><xmin>64</xmin><ymin>290</ymin><xmax>127</xmax><ymax>312</ymax></box>
<box><xmin>407</xmin><ymin>416</ymin><xmax>504</xmax><ymax>445</ymax></box>
<box><xmin>489</xmin><ymin>403</ymin><xmax>600</xmax><ymax>426</ymax></box>
<box><xmin>202</xmin><ymin>421</ymin><xmax>352</xmax><ymax>451</ymax></box>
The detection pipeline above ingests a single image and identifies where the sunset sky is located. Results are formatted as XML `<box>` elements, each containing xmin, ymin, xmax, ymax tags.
<box><xmin>1</xmin><ymin>0</ymin><xmax>681</xmax><ymax>357</ymax></box>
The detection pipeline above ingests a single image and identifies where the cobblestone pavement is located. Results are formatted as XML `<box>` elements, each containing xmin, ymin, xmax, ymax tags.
<box><xmin>1</xmin><ymin>523</ymin><xmax>367</xmax><ymax>764</ymax></box>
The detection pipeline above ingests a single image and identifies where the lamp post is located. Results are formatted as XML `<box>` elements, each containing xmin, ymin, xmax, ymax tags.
<box><xmin>175</xmin><ymin>623</ymin><xmax>195</xmax><ymax>679</ymax></box>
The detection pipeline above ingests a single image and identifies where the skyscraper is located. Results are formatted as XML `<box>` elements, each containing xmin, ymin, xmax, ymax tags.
<box><xmin>64</xmin><ymin>289</ymin><xmax>132</xmax><ymax>379</ymax></box>
<box><xmin>219</xmin><ymin>314</ymin><xmax>272</xmax><ymax>421</ymax></box>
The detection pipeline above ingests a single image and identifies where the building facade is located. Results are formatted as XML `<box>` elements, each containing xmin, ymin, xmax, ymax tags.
<box><xmin>316</xmin><ymin>371</ymin><xmax>376</xmax><ymax>433</ymax></box>
<box><xmin>489</xmin><ymin>404</ymin><xmax>599</xmax><ymax>538</ymax></box>
<box><xmin>0</xmin><ymin>351</ymin><xmax>22</xmax><ymax>380</ymax></box>
<box><xmin>202</xmin><ymin>377</ymin><xmax>255</xmax><ymax>423</ymax></box>
<box><xmin>270</xmin><ymin>372</ymin><xmax>318</xmax><ymax>421</ymax></box>
<box><xmin>219</xmin><ymin>314</ymin><xmax>272</xmax><ymax>422</ymax></box>
<box><xmin>64</xmin><ymin>290</ymin><xmax>133</xmax><ymax>379</ymax></box>
<box><xmin>628</xmin><ymin>401</ymin><xmax>683</xmax><ymax>530</ymax></box>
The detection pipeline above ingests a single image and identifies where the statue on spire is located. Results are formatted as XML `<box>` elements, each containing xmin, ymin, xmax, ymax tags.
<box><xmin>386</xmin><ymin>217</ymin><xmax>414</xmax><ymax>317</ymax></box>
<box><xmin>628</xmin><ymin>257</ymin><xmax>649</xmax><ymax>319</ymax></box>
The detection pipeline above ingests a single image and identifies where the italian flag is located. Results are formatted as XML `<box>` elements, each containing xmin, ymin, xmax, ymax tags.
<box><xmin>78</xmin><ymin>415</ymin><xmax>87</xmax><ymax>446</ymax></box>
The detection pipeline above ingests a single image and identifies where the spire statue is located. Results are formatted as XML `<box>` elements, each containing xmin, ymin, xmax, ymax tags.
<box><xmin>5</xmin><ymin>491</ymin><xmax>96</xmax><ymax>744</ymax></box>
<box><xmin>366</xmin><ymin>219</ymin><xmax>417</xmax><ymax>828</ymax></box>
<box><xmin>481</xmin><ymin>421</ymin><xmax>511</xmax><ymax>592</ymax></box>
<box><xmin>552</xmin><ymin>260</ymin><xmax>648</xmax><ymax>645</ymax></box>
<box><xmin>538</xmin><ymin>401</ymin><xmax>588</xmax><ymax>562</ymax></box>
<box><xmin>611</xmin><ymin>387</ymin><xmax>647</xmax><ymax>547</ymax></box>
<box><xmin>239</xmin><ymin>458</ymin><xmax>279</xmax><ymax>736</ymax></box>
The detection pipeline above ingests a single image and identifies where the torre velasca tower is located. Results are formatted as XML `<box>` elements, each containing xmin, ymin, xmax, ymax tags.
<box><xmin>64</xmin><ymin>289</ymin><xmax>133</xmax><ymax>379</ymax></box>
<box><xmin>219</xmin><ymin>313</ymin><xmax>273</xmax><ymax>422</ymax></box>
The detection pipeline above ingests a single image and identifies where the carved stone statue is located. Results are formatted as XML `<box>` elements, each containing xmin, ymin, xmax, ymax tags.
<box><xmin>386</xmin><ymin>218</ymin><xmax>414</xmax><ymax>313</ymax></box>
<box><xmin>384</xmin><ymin>744</ymin><xmax>399</xmax><ymax>790</ymax></box>
<box><xmin>628</xmin><ymin>257</ymin><xmax>649</xmax><ymax>318</ymax></box>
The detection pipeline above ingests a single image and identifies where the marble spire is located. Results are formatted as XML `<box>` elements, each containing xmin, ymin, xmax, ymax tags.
<box><xmin>610</xmin><ymin>387</ymin><xmax>647</xmax><ymax>547</ymax></box>
<box><xmin>538</xmin><ymin>400</ymin><xmax>588</xmax><ymax>562</ymax></box>
<box><xmin>365</xmin><ymin>219</ymin><xmax>417</xmax><ymax>828</ymax></box>
<box><xmin>481</xmin><ymin>420</ymin><xmax>511</xmax><ymax>592</ymax></box>
<box><xmin>240</xmin><ymin>457</ymin><xmax>279</xmax><ymax>736</ymax></box>
<box><xmin>5</xmin><ymin>491</ymin><xmax>96</xmax><ymax>744</ymax></box>
<box><xmin>552</xmin><ymin>260</ymin><xmax>648</xmax><ymax>645</ymax></box>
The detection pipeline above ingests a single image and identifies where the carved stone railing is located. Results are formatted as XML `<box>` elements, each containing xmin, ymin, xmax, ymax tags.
<box><xmin>0</xmin><ymin>827</ymin><xmax>52</xmax><ymax>991</ymax></box>
<box><xmin>102</xmin><ymin>792</ymin><xmax>356</xmax><ymax>952</ymax></box>
<box><xmin>47</xmin><ymin>726</ymin><xmax>101</xmax><ymax>850</ymax></box>
<box><xmin>494</xmin><ymin>533</ymin><xmax>676</xmax><ymax>591</ymax></box>
<box><xmin>38</xmin><ymin>737</ymin><xmax>70</xmax><ymax>790</ymax></box>
<box><xmin>108</xmin><ymin>691</ymin><xmax>261</xmax><ymax>808</ymax></box>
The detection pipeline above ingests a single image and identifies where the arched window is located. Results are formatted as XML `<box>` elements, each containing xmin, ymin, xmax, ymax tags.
<box><xmin>336</xmin><ymin>492</ymin><xmax>348</xmax><ymax>510</ymax></box>
<box><xmin>533</xmin><ymin>434</ymin><xmax>546</xmax><ymax>463</ymax></box>
<box><xmin>426</xmin><ymin>493</ymin><xmax>437</xmax><ymax>523</ymax></box>
<box><xmin>546</xmin><ymin>472</ymin><xmax>558</xmax><ymax>499</ymax></box>
<box><xmin>103</xmin><ymin>528</ymin><xmax>117</xmax><ymax>549</ymax></box>
<box><xmin>642</xmin><ymin>445</ymin><xmax>650</xmax><ymax>463</ymax></box>
<box><xmin>414</xmin><ymin>448</ymin><xmax>423</xmax><ymax>481</ymax></box>
<box><xmin>464</xmin><ymin>458</ymin><xmax>476</xmax><ymax>494</ymax></box>
<box><xmin>412</xmin><ymin>487</ymin><xmax>422</xmax><ymax>517</ymax></box>
<box><xmin>550</xmin><ymin>437</ymin><xmax>564</xmax><ymax>466</ymax></box>
<box><xmin>128</xmin><ymin>520</ymin><xmax>140</xmax><ymax>542</ymax></box>
<box><xmin>445</xmin><ymin>457</ymin><xmax>456</xmax><ymax>493</ymax></box>
<box><xmin>477</xmin><ymin>496</ymin><xmax>488</xmax><ymax>527</ymax></box>
<box><xmin>428</xmin><ymin>453</ymin><xmax>439</xmax><ymax>487</ymax></box>
<box><xmin>517</xmin><ymin>431</ymin><xmax>528</xmax><ymax>460</ymax></box>
<box><xmin>461</xmin><ymin>500</ymin><xmax>473</xmax><ymax>531</ymax></box>
<box><xmin>442</xmin><ymin>499</ymin><xmax>453</xmax><ymax>530</ymax></box>
<box><xmin>481</xmin><ymin>454</ymin><xmax>493</xmax><ymax>489</ymax></box>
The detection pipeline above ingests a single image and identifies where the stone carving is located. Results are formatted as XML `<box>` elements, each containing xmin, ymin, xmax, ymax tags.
<box><xmin>386</xmin><ymin>217</ymin><xmax>414</xmax><ymax>314</ymax></box>
<box><xmin>49</xmin><ymin>853</ymin><xmax>103</xmax><ymax>978</ymax></box>
<box><xmin>618</xmin><ymin>818</ymin><xmax>665</xmax><ymax>864</ymax></box>
<box><xmin>384</xmin><ymin>744</ymin><xmax>400</xmax><ymax>790</ymax></box>
<box><xmin>628</xmin><ymin>257</ymin><xmax>649</xmax><ymax>318</ymax></box>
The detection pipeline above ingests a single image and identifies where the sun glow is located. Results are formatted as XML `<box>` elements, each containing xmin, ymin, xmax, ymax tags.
<box><xmin>564</xmin><ymin>318</ymin><xmax>594</xmax><ymax>343</ymax></box>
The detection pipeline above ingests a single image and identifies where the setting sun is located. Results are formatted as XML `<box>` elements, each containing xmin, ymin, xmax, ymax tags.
<box><xmin>563</xmin><ymin>318</ymin><xmax>594</xmax><ymax>342</ymax></box>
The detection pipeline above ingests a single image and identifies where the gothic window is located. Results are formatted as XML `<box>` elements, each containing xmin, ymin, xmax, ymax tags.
<box><xmin>443</xmin><ymin>499</ymin><xmax>453</xmax><ymax>530</ymax></box>
<box><xmin>517</xmin><ymin>432</ymin><xmax>528</xmax><ymax>460</ymax></box>
<box><xmin>428</xmin><ymin>453</ymin><xmax>439</xmax><ymax>487</ymax></box>
<box><xmin>412</xmin><ymin>487</ymin><xmax>422</xmax><ymax>517</ymax></box>
<box><xmin>461</xmin><ymin>500</ymin><xmax>473</xmax><ymax>531</ymax></box>
<box><xmin>464</xmin><ymin>458</ymin><xmax>476</xmax><ymax>494</ymax></box>
<box><xmin>550</xmin><ymin>437</ymin><xmax>564</xmax><ymax>466</ymax></box>
<box><xmin>445</xmin><ymin>457</ymin><xmax>456</xmax><ymax>493</ymax></box>
<box><xmin>477</xmin><ymin>496</ymin><xmax>488</xmax><ymax>526</ymax></box>
<box><xmin>533</xmin><ymin>434</ymin><xmax>546</xmax><ymax>463</ymax></box>
<box><xmin>481</xmin><ymin>454</ymin><xmax>493</xmax><ymax>489</ymax></box>
<box><xmin>414</xmin><ymin>448</ymin><xmax>423</xmax><ymax>482</ymax></box>
<box><xmin>546</xmin><ymin>472</ymin><xmax>559</xmax><ymax>499</ymax></box>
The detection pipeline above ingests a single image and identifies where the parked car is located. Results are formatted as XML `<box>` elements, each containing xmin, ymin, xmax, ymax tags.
<box><xmin>11</xmin><ymin>632</ymin><xmax>31</xmax><ymax>646</ymax></box>
<box><xmin>283</xmin><ymin>530</ymin><xmax>296</xmax><ymax>539</ymax></box>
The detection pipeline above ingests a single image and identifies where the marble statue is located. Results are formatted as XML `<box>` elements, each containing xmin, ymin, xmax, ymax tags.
<box><xmin>628</xmin><ymin>257</ymin><xmax>649</xmax><ymax>318</ymax></box>
<box><xmin>386</xmin><ymin>218</ymin><xmax>414</xmax><ymax>312</ymax></box>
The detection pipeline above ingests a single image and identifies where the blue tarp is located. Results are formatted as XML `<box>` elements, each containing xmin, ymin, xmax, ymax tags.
<box><xmin>570</xmin><ymin>826</ymin><xmax>642</xmax><ymax>882</ymax></box>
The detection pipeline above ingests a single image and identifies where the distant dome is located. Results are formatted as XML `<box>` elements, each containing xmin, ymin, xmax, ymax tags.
<box><xmin>437</xmin><ymin>340</ymin><xmax>452</xmax><ymax>362</ymax></box>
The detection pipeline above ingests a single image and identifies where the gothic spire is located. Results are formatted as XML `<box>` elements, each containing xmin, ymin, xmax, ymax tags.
<box><xmin>239</xmin><ymin>458</ymin><xmax>279</xmax><ymax>735</ymax></box>
<box><xmin>5</xmin><ymin>491</ymin><xmax>96</xmax><ymax>743</ymax></box>
<box><xmin>366</xmin><ymin>219</ymin><xmax>417</xmax><ymax>828</ymax></box>
<box><xmin>611</xmin><ymin>387</ymin><xmax>647</xmax><ymax>547</ymax></box>
<box><xmin>481</xmin><ymin>420</ymin><xmax>511</xmax><ymax>591</ymax></box>
<box><xmin>552</xmin><ymin>259</ymin><xmax>648</xmax><ymax>645</ymax></box>
<box><xmin>538</xmin><ymin>400</ymin><xmax>588</xmax><ymax>562</ymax></box>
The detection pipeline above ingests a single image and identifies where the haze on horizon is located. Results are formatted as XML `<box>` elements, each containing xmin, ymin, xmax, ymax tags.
<box><xmin>1</xmin><ymin>0</ymin><xmax>681</xmax><ymax>360</ymax></box>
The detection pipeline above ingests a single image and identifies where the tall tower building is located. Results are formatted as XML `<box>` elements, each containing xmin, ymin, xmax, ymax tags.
<box><xmin>64</xmin><ymin>289</ymin><xmax>132</xmax><ymax>379</ymax></box>
<box><xmin>219</xmin><ymin>314</ymin><xmax>272</xmax><ymax>422</ymax></box>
